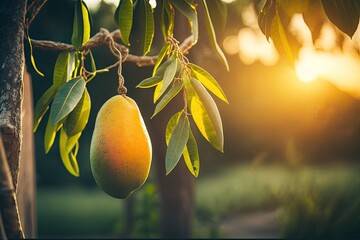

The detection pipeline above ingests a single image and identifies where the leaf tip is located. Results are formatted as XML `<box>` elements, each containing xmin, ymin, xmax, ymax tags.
<box><xmin>219</xmin><ymin>146</ymin><xmax>224</xmax><ymax>153</ymax></box>
<box><xmin>165</xmin><ymin>168</ymin><xmax>172</xmax><ymax>176</ymax></box>
<box><xmin>44</xmin><ymin>147</ymin><xmax>50</xmax><ymax>154</ymax></box>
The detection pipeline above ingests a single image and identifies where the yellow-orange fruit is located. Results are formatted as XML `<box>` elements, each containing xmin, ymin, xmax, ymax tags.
<box><xmin>90</xmin><ymin>95</ymin><xmax>152</xmax><ymax>199</ymax></box>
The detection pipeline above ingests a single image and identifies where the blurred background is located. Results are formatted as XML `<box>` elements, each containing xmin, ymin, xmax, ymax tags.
<box><xmin>27</xmin><ymin>0</ymin><xmax>360</xmax><ymax>238</ymax></box>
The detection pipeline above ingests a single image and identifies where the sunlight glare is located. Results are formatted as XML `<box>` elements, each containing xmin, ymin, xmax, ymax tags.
<box><xmin>223</xmin><ymin>35</ymin><xmax>239</xmax><ymax>55</ymax></box>
<box><xmin>84</xmin><ymin>0</ymin><xmax>157</xmax><ymax>11</ymax></box>
<box><xmin>222</xmin><ymin>4</ymin><xmax>279</xmax><ymax>66</ymax></box>
<box><xmin>295</xmin><ymin>60</ymin><xmax>318</xmax><ymax>82</ymax></box>
<box><xmin>237</xmin><ymin>28</ymin><xmax>279</xmax><ymax>66</ymax></box>
<box><xmin>295</xmin><ymin>47</ymin><xmax>360</xmax><ymax>98</ymax></box>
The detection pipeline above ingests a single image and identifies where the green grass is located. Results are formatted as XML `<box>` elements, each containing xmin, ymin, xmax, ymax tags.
<box><xmin>195</xmin><ymin>164</ymin><xmax>360</xmax><ymax>219</ymax></box>
<box><xmin>37</xmin><ymin>164</ymin><xmax>360</xmax><ymax>238</ymax></box>
<box><xmin>37</xmin><ymin>188</ymin><xmax>123</xmax><ymax>237</ymax></box>
<box><xmin>278</xmin><ymin>172</ymin><xmax>360</xmax><ymax>238</ymax></box>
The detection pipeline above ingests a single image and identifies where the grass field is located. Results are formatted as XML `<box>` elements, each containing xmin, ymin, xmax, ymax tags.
<box><xmin>37</xmin><ymin>163</ymin><xmax>360</xmax><ymax>238</ymax></box>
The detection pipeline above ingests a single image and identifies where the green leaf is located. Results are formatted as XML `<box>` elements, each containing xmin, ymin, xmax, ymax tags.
<box><xmin>138</xmin><ymin>59</ymin><xmax>173</xmax><ymax>88</ymax></box>
<box><xmin>89</xmin><ymin>50</ymin><xmax>96</xmax><ymax>73</ymax></box>
<box><xmin>153</xmin><ymin>81</ymin><xmax>163</xmax><ymax>103</ymax></box>
<box><xmin>33</xmin><ymin>86</ymin><xmax>57</xmax><ymax>132</ymax></box>
<box><xmin>303</xmin><ymin>0</ymin><xmax>327</xmax><ymax>43</ymax></box>
<box><xmin>131</xmin><ymin>0</ymin><xmax>154</xmax><ymax>55</ymax></box>
<box><xmin>27</xmin><ymin>35</ymin><xmax>44</xmax><ymax>77</ymax></box>
<box><xmin>59</xmin><ymin>128</ymin><xmax>80</xmax><ymax>176</ymax></box>
<box><xmin>270</xmin><ymin>14</ymin><xmax>293</xmax><ymax>63</ymax></box>
<box><xmin>69</xmin><ymin>152</ymin><xmax>79</xmax><ymax>174</ymax></box>
<box><xmin>278</xmin><ymin>0</ymin><xmax>308</xmax><ymax>16</ymax></box>
<box><xmin>153</xmin><ymin>59</ymin><xmax>172</xmax><ymax>77</ymax></box>
<box><xmin>205</xmin><ymin>0</ymin><xmax>227</xmax><ymax>33</ymax></box>
<box><xmin>189</xmin><ymin>78</ymin><xmax>224</xmax><ymax>152</ymax></box>
<box><xmin>170</xmin><ymin>0</ymin><xmax>198</xmax><ymax>44</ymax></box>
<box><xmin>50</xmin><ymin>77</ymin><xmax>86</xmax><ymax>127</ymax></box>
<box><xmin>137</xmin><ymin>75</ymin><xmax>162</xmax><ymax>88</ymax></box>
<box><xmin>53</xmin><ymin>52</ymin><xmax>70</xmax><ymax>87</ymax></box>
<box><xmin>201</xmin><ymin>0</ymin><xmax>229</xmax><ymax>71</ymax></box>
<box><xmin>114</xmin><ymin>0</ymin><xmax>133</xmax><ymax>46</ymax></box>
<box><xmin>153</xmin><ymin>42</ymin><xmax>170</xmax><ymax>76</ymax></box>
<box><xmin>71</xmin><ymin>0</ymin><xmax>91</xmax><ymax>50</ymax></box>
<box><xmin>183</xmin><ymin>128</ymin><xmax>199</xmax><ymax>177</ymax></box>
<box><xmin>73</xmin><ymin>52</ymin><xmax>83</xmax><ymax>78</ymax></box>
<box><xmin>65</xmin><ymin>132</ymin><xmax>82</xmax><ymax>153</ymax></box>
<box><xmin>152</xmin><ymin>81</ymin><xmax>183</xmax><ymax>118</ymax></box>
<box><xmin>73</xmin><ymin>141</ymin><xmax>79</xmax><ymax>156</ymax></box>
<box><xmin>143</xmin><ymin>0</ymin><xmax>154</xmax><ymax>55</ymax></box>
<box><xmin>158</xmin><ymin>57</ymin><xmax>180</xmax><ymax>100</ymax></box>
<box><xmin>165</xmin><ymin>111</ymin><xmax>183</xmax><ymax>144</ymax></box>
<box><xmin>63</xmin><ymin>88</ymin><xmax>91</xmax><ymax>136</ymax></box>
<box><xmin>165</xmin><ymin>111</ymin><xmax>199</xmax><ymax>176</ymax></box>
<box><xmin>165</xmin><ymin>113</ymin><xmax>190</xmax><ymax>175</ymax></box>
<box><xmin>160</xmin><ymin>0</ymin><xmax>175</xmax><ymax>40</ymax></box>
<box><xmin>354</xmin><ymin>1</ymin><xmax>360</xmax><ymax>16</ymax></box>
<box><xmin>321</xmin><ymin>0</ymin><xmax>359</xmax><ymax>37</ymax></box>
<box><xmin>189</xmin><ymin>63</ymin><xmax>228</xmax><ymax>104</ymax></box>
<box><xmin>258</xmin><ymin>0</ymin><xmax>276</xmax><ymax>41</ymax></box>
<box><xmin>68</xmin><ymin>51</ymin><xmax>76</xmax><ymax>79</ymax></box>
<box><xmin>44</xmin><ymin>117</ymin><xmax>61</xmax><ymax>153</ymax></box>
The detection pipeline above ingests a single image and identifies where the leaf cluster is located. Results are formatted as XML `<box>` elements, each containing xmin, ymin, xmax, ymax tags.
<box><xmin>137</xmin><ymin>38</ymin><xmax>228</xmax><ymax>176</ymax></box>
<box><xmin>257</xmin><ymin>0</ymin><xmax>360</xmax><ymax>63</ymax></box>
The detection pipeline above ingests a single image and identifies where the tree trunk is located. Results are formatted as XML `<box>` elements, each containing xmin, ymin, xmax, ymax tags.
<box><xmin>16</xmin><ymin>68</ymin><xmax>37</xmax><ymax>238</ymax></box>
<box><xmin>154</xmin><ymin>147</ymin><xmax>195</xmax><ymax>238</ymax></box>
<box><xmin>0</xmin><ymin>0</ymin><xmax>27</xmax><ymax>238</ymax></box>
<box><xmin>0</xmin><ymin>0</ymin><xmax>26</xmax><ymax>190</ymax></box>
<box><xmin>149</xmin><ymin>3</ymin><xmax>195</xmax><ymax>238</ymax></box>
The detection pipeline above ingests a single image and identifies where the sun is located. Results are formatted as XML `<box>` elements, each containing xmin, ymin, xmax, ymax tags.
<box><xmin>295</xmin><ymin>60</ymin><xmax>318</xmax><ymax>83</ymax></box>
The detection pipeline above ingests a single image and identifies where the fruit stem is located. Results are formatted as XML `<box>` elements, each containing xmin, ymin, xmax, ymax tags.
<box><xmin>103</xmin><ymin>30</ymin><xmax>127</xmax><ymax>95</ymax></box>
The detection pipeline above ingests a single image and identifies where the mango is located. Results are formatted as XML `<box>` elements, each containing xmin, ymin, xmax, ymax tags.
<box><xmin>90</xmin><ymin>95</ymin><xmax>152</xmax><ymax>199</ymax></box>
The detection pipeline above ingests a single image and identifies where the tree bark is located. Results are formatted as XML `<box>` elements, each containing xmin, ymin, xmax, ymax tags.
<box><xmin>154</xmin><ymin>149</ymin><xmax>195</xmax><ymax>238</ymax></box>
<box><xmin>148</xmin><ymin>105</ymin><xmax>194</xmax><ymax>238</ymax></box>
<box><xmin>0</xmin><ymin>0</ymin><xmax>26</xmax><ymax>189</ymax></box>
<box><xmin>0</xmin><ymin>0</ymin><xmax>27</xmax><ymax>238</ymax></box>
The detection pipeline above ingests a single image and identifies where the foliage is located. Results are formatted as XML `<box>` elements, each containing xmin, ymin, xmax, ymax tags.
<box><xmin>257</xmin><ymin>0</ymin><xmax>360</xmax><ymax>63</ymax></box>
<box><xmin>30</xmin><ymin>0</ymin><xmax>360</xmax><ymax>178</ymax></box>
<box><xmin>30</xmin><ymin>0</ymin><xmax>229</xmax><ymax>178</ymax></box>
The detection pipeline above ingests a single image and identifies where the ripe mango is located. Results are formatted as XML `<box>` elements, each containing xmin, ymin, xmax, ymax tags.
<box><xmin>90</xmin><ymin>95</ymin><xmax>152</xmax><ymax>199</ymax></box>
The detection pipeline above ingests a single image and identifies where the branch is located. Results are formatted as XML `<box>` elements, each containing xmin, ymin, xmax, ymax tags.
<box><xmin>26</xmin><ymin>0</ymin><xmax>48</xmax><ymax>26</ymax></box>
<box><xmin>31</xmin><ymin>28</ymin><xmax>195</xmax><ymax>67</ymax></box>
<box><xmin>0</xmin><ymin>134</ymin><xmax>24</xmax><ymax>239</ymax></box>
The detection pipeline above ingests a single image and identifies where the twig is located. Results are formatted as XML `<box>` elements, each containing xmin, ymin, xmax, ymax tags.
<box><xmin>31</xmin><ymin>28</ymin><xmax>195</xmax><ymax>67</ymax></box>
<box><xmin>26</xmin><ymin>0</ymin><xmax>48</xmax><ymax>26</ymax></box>
<box><xmin>0</xmin><ymin>134</ymin><xmax>24</xmax><ymax>239</ymax></box>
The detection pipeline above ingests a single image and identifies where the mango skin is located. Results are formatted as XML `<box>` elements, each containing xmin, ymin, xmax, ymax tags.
<box><xmin>90</xmin><ymin>95</ymin><xmax>152</xmax><ymax>199</ymax></box>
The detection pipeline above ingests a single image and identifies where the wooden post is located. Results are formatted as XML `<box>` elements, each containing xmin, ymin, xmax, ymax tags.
<box><xmin>16</xmin><ymin>68</ymin><xmax>37</xmax><ymax>238</ymax></box>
